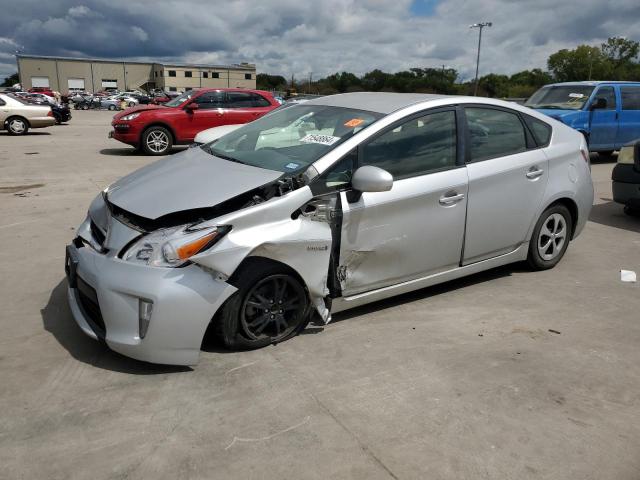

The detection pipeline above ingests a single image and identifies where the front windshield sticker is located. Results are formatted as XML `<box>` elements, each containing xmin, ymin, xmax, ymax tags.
<box><xmin>569</xmin><ymin>93</ymin><xmax>585</xmax><ymax>98</ymax></box>
<box><xmin>344</xmin><ymin>118</ymin><xmax>365</xmax><ymax>128</ymax></box>
<box><xmin>285</xmin><ymin>162</ymin><xmax>300</xmax><ymax>169</ymax></box>
<box><xmin>300</xmin><ymin>134</ymin><xmax>341</xmax><ymax>146</ymax></box>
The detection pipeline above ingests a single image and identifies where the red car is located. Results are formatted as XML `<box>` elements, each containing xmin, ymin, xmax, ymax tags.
<box><xmin>109</xmin><ymin>88</ymin><xmax>279</xmax><ymax>155</ymax></box>
<box><xmin>28</xmin><ymin>87</ymin><xmax>55</xmax><ymax>97</ymax></box>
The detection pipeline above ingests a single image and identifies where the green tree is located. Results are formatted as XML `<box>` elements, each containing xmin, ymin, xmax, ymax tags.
<box><xmin>601</xmin><ymin>37</ymin><xmax>640</xmax><ymax>79</ymax></box>
<box><xmin>547</xmin><ymin>45</ymin><xmax>612</xmax><ymax>81</ymax></box>
<box><xmin>478</xmin><ymin>74</ymin><xmax>510</xmax><ymax>97</ymax></box>
<box><xmin>1</xmin><ymin>72</ymin><xmax>19</xmax><ymax>87</ymax></box>
<box><xmin>256</xmin><ymin>73</ymin><xmax>287</xmax><ymax>91</ymax></box>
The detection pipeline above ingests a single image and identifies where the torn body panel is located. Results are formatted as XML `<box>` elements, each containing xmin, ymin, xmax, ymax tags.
<box><xmin>189</xmin><ymin>186</ymin><xmax>337</xmax><ymax>322</ymax></box>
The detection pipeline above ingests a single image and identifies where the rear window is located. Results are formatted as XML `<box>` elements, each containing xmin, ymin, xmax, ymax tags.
<box><xmin>523</xmin><ymin>114</ymin><xmax>552</xmax><ymax>146</ymax></box>
<box><xmin>621</xmin><ymin>86</ymin><xmax>640</xmax><ymax>110</ymax></box>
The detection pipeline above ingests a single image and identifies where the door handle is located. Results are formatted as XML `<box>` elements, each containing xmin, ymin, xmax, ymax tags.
<box><xmin>526</xmin><ymin>167</ymin><xmax>544</xmax><ymax>179</ymax></box>
<box><xmin>439</xmin><ymin>192</ymin><xmax>465</xmax><ymax>206</ymax></box>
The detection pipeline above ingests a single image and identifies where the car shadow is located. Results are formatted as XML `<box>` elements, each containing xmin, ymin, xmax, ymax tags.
<box><xmin>589</xmin><ymin>200</ymin><xmax>640</xmax><ymax>233</ymax></box>
<box><xmin>41</xmin><ymin>278</ymin><xmax>191</xmax><ymax>374</ymax></box>
<box><xmin>326</xmin><ymin>263</ymin><xmax>520</xmax><ymax>325</ymax></box>
<box><xmin>0</xmin><ymin>131</ymin><xmax>51</xmax><ymax>136</ymax></box>
<box><xmin>590</xmin><ymin>152</ymin><xmax>618</xmax><ymax>164</ymax></box>
<box><xmin>100</xmin><ymin>147</ymin><xmax>188</xmax><ymax>157</ymax></box>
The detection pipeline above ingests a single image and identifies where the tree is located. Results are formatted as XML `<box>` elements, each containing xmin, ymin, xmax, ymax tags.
<box><xmin>548</xmin><ymin>45</ymin><xmax>612</xmax><ymax>81</ymax></box>
<box><xmin>256</xmin><ymin>73</ymin><xmax>287</xmax><ymax>91</ymax></box>
<box><xmin>1</xmin><ymin>72</ymin><xmax>19</xmax><ymax>87</ymax></box>
<box><xmin>478</xmin><ymin>74</ymin><xmax>510</xmax><ymax>97</ymax></box>
<box><xmin>601</xmin><ymin>37</ymin><xmax>640</xmax><ymax>79</ymax></box>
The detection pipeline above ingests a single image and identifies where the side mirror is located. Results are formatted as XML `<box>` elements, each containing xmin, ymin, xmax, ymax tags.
<box><xmin>348</xmin><ymin>165</ymin><xmax>393</xmax><ymax>202</ymax></box>
<box><xmin>185</xmin><ymin>102</ymin><xmax>199</xmax><ymax>112</ymax></box>
<box><xmin>590</xmin><ymin>97</ymin><xmax>607</xmax><ymax>110</ymax></box>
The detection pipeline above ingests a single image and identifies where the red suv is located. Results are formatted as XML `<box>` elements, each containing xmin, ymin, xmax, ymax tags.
<box><xmin>109</xmin><ymin>88</ymin><xmax>279</xmax><ymax>155</ymax></box>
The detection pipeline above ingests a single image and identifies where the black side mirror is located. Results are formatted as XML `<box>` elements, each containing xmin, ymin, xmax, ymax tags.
<box><xmin>590</xmin><ymin>97</ymin><xmax>607</xmax><ymax>110</ymax></box>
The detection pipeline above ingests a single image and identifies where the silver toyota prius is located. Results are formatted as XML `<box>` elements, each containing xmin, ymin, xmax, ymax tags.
<box><xmin>66</xmin><ymin>93</ymin><xmax>594</xmax><ymax>365</ymax></box>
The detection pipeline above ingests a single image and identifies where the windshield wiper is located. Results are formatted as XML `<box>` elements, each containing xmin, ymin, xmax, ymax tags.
<box><xmin>206</xmin><ymin>147</ymin><xmax>246</xmax><ymax>165</ymax></box>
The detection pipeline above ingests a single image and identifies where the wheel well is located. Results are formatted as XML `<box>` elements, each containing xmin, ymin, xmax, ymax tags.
<box><xmin>5</xmin><ymin>115</ymin><xmax>30</xmax><ymax>128</ymax></box>
<box><xmin>548</xmin><ymin>198</ymin><xmax>579</xmax><ymax>239</ymax></box>
<box><xmin>227</xmin><ymin>256</ymin><xmax>308</xmax><ymax>292</ymax></box>
<box><xmin>140</xmin><ymin>123</ymin><xmax>176</xmax><ymax>144</ymax></box>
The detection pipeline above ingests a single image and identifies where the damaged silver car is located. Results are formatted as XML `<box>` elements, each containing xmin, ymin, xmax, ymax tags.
<box><xmin>66</xmin><ymin>93</ymin><xmax>594</xmax><ymax>365</ymax></box>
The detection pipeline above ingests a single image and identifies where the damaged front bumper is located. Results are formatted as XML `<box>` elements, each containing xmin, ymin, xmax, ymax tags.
<box><xmin>65</xmin><ymin>240</ymin><xmax>237</xmax><ymax>365</ymax></box>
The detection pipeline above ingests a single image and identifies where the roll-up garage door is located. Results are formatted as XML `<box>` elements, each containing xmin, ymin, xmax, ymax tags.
<box><xmin>31</xmin><ymin>76</ymin><xmax>50</xmax><ymax>88</ymax></box>
<box><xmin>68</xmin><ymin>78</ymin><xmax>86</xmax><ymax>90</ymax></box>
<box><xmin>101</xmin><ymin>79</ymin><xmax>118</xmax><ymax>89</ymax></box>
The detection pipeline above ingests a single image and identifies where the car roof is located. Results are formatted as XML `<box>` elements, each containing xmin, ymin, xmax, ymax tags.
<box><xmin>304</xmin><ymin>92</ymin><xmax>447</xmax><ymax>114</ymax></box>
<box><xmin>545</xmin><ymin>81</ymin><xmax>640</xmax><ymax>87</ymax></box>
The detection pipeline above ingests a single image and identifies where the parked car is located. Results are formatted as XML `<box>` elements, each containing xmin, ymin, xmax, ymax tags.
<box><xmin>526</xmin><ymin>81</ymin><xmax>640</xmax><ymax>155</ymax></box>
<box><xmin>51</xmin><ymin>103</ymin><xmax>72</xmax><ymax>124</ymax></box>
<box><xmin>612</xmin><ymin>140</ymin><xmax>640</xmax><ymax>215</ymax></box>
<box><xmin>109</xmin><ymin>88</ymin><xmax>280</xmax><ymax>155</ymax></box>
<box><xmin>0</xmin><ymin>93</ymin><xmax>55</xmax><ymax>134</ymax></box>
<box><xmin>193</xmin><ymin>123</ymin><xmax>242</xmax><ymax>145</ymax></box>
<box><xmin>28</xmin><ymin>87</ymin><xmax>54</xmax><ymax>97</ymax></box>
<box><xmin>23</xmin><ymin>93</ymin><xmax>56</xmax><ymax>105</ymax></box>
<box><xmin>67</xmin><ymin>93</ymin><xmax>594</xmax><ymax>365</ymax></box>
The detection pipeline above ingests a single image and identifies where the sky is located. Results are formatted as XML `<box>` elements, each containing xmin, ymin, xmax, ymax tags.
<box><xmin>1</xmin><ymin>0</ymin><xmax>640</xmax><ymax>83</ymax></box>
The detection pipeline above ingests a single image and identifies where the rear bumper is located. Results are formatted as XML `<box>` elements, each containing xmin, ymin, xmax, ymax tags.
<box><xmin>66</xmin><ymin>242</ymin><xmax>237</xmax><ymax>365</ymax></box>
<box><xmin>612</xmin><ymin>164</ymin><xmax>640</xmax><ymax>207</ymax></box>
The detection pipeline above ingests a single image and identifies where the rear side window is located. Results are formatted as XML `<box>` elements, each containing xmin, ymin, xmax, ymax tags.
<box><xmin>523</xmin><ymin>114</ymin><xmax>552</xmax><ymax>147</ymax></box>
<box><xmin>251</xmin><ymin>93</ymin><xmax>271</xmax><ymax>107</ymax></box>
<box><xmin>465</xmin><ymin>107</ymin><xmax>527</xmax><ymax>161</ymax></box>
<box><xmin>621</xmin><ymin>86</ymin><xmax>640</xmax><ymax>110</ymax></box>
<box><xmin>0</xmin><ymin>98</ymin><xmax>5</xmax><ymax>106</ymax></box>
<box><xmin>227</xmin><ymin>92</ymin><xmax>254</xmax><ymax>108</ymax></box>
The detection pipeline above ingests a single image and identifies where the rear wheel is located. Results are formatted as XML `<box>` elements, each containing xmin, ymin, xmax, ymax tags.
<box><xmin>6</xmin><ymin>117</ymin><xmax>29</xmax><ymax>135</ymax></box>
<box><xmin>216</xmin><ymin>261</ymin><xmax>310</xmax><ymax>350</ymax></box>
<box><xmin>129</xmin><ymin>101</ymin><xmax>136</xmax><ymax>107</ymax></box>
<box><xmin>527</xmin><ymin>204</ymin><xmax>573</xmax><ymax>270</ymax></box>
<box><xmin>141</xmin><ymin>126</ymin><xmax>173</xmax><ymax>155</ymax></box>
<box><xmin>108</xmin><ymin>105</ymin><xmax>116</xmax><ymax>111</ymax></box>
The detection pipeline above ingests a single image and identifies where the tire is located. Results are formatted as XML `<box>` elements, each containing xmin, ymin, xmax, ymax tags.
<box><xmin>141</xmin><ymin>126</ymin><xmax>173</xmax><ymax>155</ymax></box>
<box><xmin>624</xmin><ymin>205</ymin><xmax>640</xmax><ymax>217</ymax></box>
<box><xmin>129</xmin><ymin>101</ymin><xmax>135</xmax><ymax>107</ymax></box>
<box><xmin>598</xmin><ymin>150</ymin><xmax>615</xmax><ymax>158</ymax></box>
<box><xmin>108</xmin><ymin>105</ymin><xmax>116</xmax><ymax>111</ymax></box>
<box><xmin>527</xmin><ymin>204</ymin><xmax>573</xmax><ymax>270</ymax></box>
<box><xmin>6</xmin><ymin>117</ymin><xmax>29</xmax><ymax>135</ymax></box>
<box><xmin>82</xmin><ymin>104</ymin><xmax>89</xmax><ymax>110</ymax></box>
<box><xmin>216</xmin><ymin>260</ymin><xmax>310</xmax><ymax>350</ymax></box>
<box><xmin>54</xmin><ymin>114</ymin><xmax>62</xmax><ymax>125</ymax></box>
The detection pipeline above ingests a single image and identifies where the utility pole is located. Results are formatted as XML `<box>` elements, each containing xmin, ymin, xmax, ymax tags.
<box><xmin>308</xmin><ymin>72</ymin><xmax>312</xmax><ymax>94</ymax></box>
<box><xmin>470</xmin><ymin>22</ymin><xmax>492</xmax><ymax>96</ymax></box>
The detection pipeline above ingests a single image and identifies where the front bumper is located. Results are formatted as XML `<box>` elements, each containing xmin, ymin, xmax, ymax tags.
<box><xmin>65</xmin><ymin>242</ymin><xmax>237</xmax><ymax>365</ymax></box>
<box><xmin>110</xmin><ymin>122</ymin><xmax>143</xmax><ymax>146</ymax></box>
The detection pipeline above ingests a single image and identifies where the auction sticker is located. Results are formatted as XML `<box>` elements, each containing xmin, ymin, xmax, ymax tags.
<box><xmin>344</xmin><ymin>118</ymin><xmax>365</xmax><ymax>128</ymax></box>
<box><xmin>285</xmin><ymin>162</ymin><xmax>300</xmax><ymax>169</ymax></box>
<box><xmin>300</xmin><ymin>134</ymin><xmax>341</xmax><ymax>146</ymax></box>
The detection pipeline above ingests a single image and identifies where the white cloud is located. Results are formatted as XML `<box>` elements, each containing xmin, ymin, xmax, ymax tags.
<box><xmin>130</xmin><ymin>26</ymin><xmax>148</xmax><ymax>42</ymax></box>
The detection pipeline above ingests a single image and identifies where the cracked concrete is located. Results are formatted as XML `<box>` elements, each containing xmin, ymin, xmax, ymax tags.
<box><xmin>1</xmin><ymin>111</ymin><xmax>639</xmax><ymax>479</ymax></box>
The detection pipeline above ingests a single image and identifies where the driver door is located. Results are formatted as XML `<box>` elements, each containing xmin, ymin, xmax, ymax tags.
<box><xmin>588</xmin><ymin>86</ymin><xmax>618</xmax><ymax>150</ymax></box>
<box><xmin>181</xmin><ymin>91</ymin><xmax>227</xmax><ymax>140</ymax></box>
<box><xmin>334</xmin><ymin>109</ymin><xmax>468</xmax><ymax>296</ymax></box>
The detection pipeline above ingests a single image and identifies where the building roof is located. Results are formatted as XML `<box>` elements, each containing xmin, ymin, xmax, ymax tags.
<box><xmin>16</xmin><ymin>54</ymin><xmax>254</xmax><ymax>71</ymax></box>
<box><xmin>306</xmin><ymin>92</ymin><xmax>447</xmax><ymax>114</ymax></box>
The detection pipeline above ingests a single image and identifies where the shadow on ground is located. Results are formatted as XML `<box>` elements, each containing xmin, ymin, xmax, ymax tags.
<box><xmin>589</xmin><ymin>200</ymin><xmax>640</xmax><ymax>233</ymax></box>
<box><xmin>0</xmin><ymin>131</ymin><xmax>51</xmax><ymax>136</ymax></box>
<box><xmin>42</xmin><ymin>278</ymin><xmax>191</xmax><ymax>374</ymax></box>
<box><xmin>100</xmin><ymin>147</ymin><xmax>188</xmax><ymax>156</ymax></box>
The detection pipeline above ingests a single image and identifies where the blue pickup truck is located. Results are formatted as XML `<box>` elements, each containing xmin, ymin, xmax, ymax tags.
<box><xmin>525</xmin><ymin>81</ymin><xmax>640</xmax><ymax>155</ymax></box>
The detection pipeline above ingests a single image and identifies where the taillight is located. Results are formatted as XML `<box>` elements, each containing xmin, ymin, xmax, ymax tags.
<box><xmin>580</xmin><ymin>148</ymin><xmax>591</xmax><ymax>170</ymax></box>
<box><xmin>47</xmin><ymin>109</ymin><xmax>53</xmax><ymax>117</ymax></box>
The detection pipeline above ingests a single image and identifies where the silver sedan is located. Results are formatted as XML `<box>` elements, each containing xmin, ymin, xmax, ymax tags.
<box><xmin>66</xmin><ymin>93</ymin><xmax>594</xmax><ymax>365</ymax></box>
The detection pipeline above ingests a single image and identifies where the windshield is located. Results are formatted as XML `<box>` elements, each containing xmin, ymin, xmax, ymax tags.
<box><xmin>204</xmin><ymin>104</ymin><xmax>382</xmax><ymax>173</ymax></box>
<box><xmin>525</xmin><ymin>85</ymin><xmax>595</xmax><ymax>110</ymax></box>
<box><xmin>164</xmin><ymin>91</ymin><xmax>195</xmax><ymax>107</ymax></box>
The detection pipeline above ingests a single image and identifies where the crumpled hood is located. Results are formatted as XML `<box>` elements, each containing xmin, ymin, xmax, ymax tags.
<box><xmin>106</xmin><ymin>146</ymin><xmax>282</xmax><ymax>220</ymax></box>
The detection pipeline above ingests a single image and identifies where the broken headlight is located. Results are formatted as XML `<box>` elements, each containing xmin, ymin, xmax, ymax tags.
<box><xmin>123</xmin><ymin>224</ymin><xmax>230</xmax><ymax>267</ymax></box>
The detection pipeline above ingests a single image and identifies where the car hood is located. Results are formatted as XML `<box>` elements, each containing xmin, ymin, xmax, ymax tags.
<box><xmin>113</xmin><ymin>104</ymin><xmax>168</xmax><ymax>119</ymax></box>
<box><xmin>106</xmin><ymin>146</ymin><xmax>283</xmax><ymax>220</ymax></box>
<box><xmin>531</xmin><ymin>108</ymin><xmax>580</xmax><ymax>119</ymax></box>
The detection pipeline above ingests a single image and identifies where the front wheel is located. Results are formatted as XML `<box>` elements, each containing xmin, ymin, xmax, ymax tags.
<box><xmin>108</xmin><ymin>105</ymin><xmax>116</xmax><ymax>111</ymax></box>
<box><xmin>216</xmin><ymin>261</ymin><xmax>310</xmax><ymax>350</ymax></box>
<box><xmin>129</xmin><ymin>101</ymin><xmax>136</xmax><ymax>107</ymax></box>
<box><xmin>527</xmin><ymin>204</ymin><xmax>573</xmax><ymax>270</ymax></box>
<box><xmin>6</xmin><ymin>117</ymin><xmax>29</xmax><ymax>135</ymax></box>
<box><xmin>141</xmin><ymin>126</ymin><xmax>173</xmax><ymax>155</ymax></box>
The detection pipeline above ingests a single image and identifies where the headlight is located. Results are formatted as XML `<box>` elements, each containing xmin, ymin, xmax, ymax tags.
<box><xmin>617</xmin><ymin>145</ymin><xmax>635</xmax><ymax>165</ymax></box>
<box><xmin>124</xmin><ymin>224</ymin><xmax>230</xmax><ymax>267</ymax></box>
<box><xmin>121</xmin><ymin>112</ymin><xmax>141</xmax><ymax>121</ymax></box>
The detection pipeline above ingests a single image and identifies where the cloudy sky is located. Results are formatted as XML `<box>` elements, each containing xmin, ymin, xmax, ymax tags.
<box><xmin>1</xmin><ymin>0</ymin><xmax>639</xmax><ymax>83</ymax></box>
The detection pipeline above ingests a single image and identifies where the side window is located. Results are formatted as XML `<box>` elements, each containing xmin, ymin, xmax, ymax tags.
<box><xmin>360</xmin><ymin>110</ymin><xmax>457</xmax><ymax>180</ymax></box>
<box><xmin>0</xmin><ymin>98</ymin><xmax>5</xmax><ymax>106</ymax></box>
<box><xmin>251</xmin><ymin>93</ymin><xmax>271</xmax><ymax>107</ymax></box>
<box><xmin>193</xmin><ymin>91</ymin><xmax>225</xmax><ymax>109</ymax></box>
<box><xmin>466</xmin><ymin>107</ymin><xmax>527</xmax><ymax>161</ymax></box>
<box><xmin>523</xmin><ymin>114</ymin><xmax>552</xmax><ymax>147</ymax></box>
<box><xmin>227</xmin><ymin>92</ymin><xmax>254</xmax><ymax>108</ymax></box>
<box><xmin>621</xmin><ymin>86</ymin><xmax>640</xmax><ymax>110</ymax></box>
<box><xmin>594</xmin><ymin>86</ymin><xmax>617</xmax><ymax>110</ymax></box>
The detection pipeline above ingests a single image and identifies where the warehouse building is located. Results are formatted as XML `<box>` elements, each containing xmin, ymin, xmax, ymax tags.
<box><xmin>16</xmin><ymin>54</ymin><xmax>257</xmax><ymax>94</ymax></box>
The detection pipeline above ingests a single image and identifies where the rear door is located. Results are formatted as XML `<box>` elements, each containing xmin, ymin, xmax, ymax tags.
<box><xmin>224</xmin><ymin>92</ymin><xmax>274</xmax><ymax>125</ymax></box>
<box><xmin>462</xmin><ymin>106</ymin><xmax>549</xmax><ymax>264</ymax></box>
<box><xmin>333</xmin><ymin>108</ymin><xmax>468</xmax><ymax>295</ymax></box>
<box><xmin>588</xmin><ymin>86</ymin><xmax>618</xmax><ymax>149</ymax></box>
<box><xmin>616</xmin><ymin>85</ymin><xmax>640</xmax><ymax>147</ymax></box>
